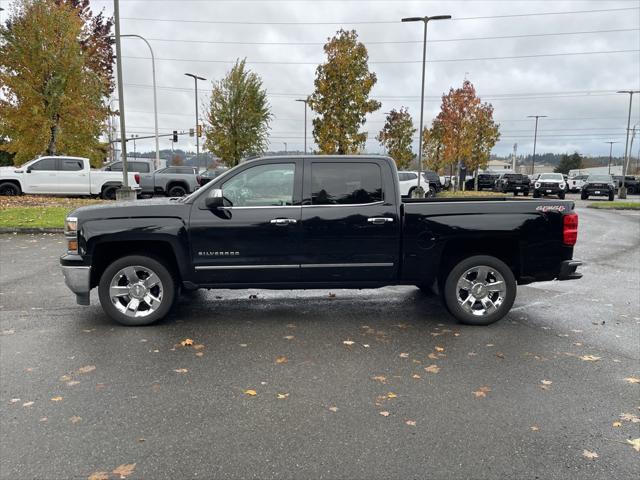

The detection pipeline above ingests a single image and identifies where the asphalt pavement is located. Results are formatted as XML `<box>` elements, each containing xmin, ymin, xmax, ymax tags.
<box><xmin>1</xmin><ymin>198</ymin><xmax>639</xmax><ymax>480</ymax></box>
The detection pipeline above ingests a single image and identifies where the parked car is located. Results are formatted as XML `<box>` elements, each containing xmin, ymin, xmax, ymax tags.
<box><xmin>423</xmin><ymin>170</ymin><xmax>443</xmax><ymax>193</ymax></box>
<box><xmin>60</xmin><ymin>155</ymin><xmax>581</xmax><ymax>327</ymax></box>
<box><xmin>567</xmin><ymin>175</ymin><xmax>588</xmax><ymax>193</ymax></box>
<box><xmin>533</xmin><ymin>173</ymin><xmax>567</xmax><ymax>199</ymax></box>
<box><xmin>581</xmin><ymin>174</ymin><xmax>616</xmax><ymax>201</ymax></box>
<box><xmin>465</xmin><ymin>171</ymin><xmax>501</xmax><ymax>191</ymax></box>
<box><xmin>493</xmin><ymin>173</ymin><xmax>530</xmax><ymax>196</ymax></box>
<box><xmin>398</xmin><ymin>171</ymin><xmax>432</xmax><ymax>197</ymax></box>
<box><xmin>0</xmin><ymin>156</ymin><xmax>140</xmax><ymax>199</ymax></box>
<box><xmin>199</xmin><ymin>167</ymin><xmax>230</xmax><ymax>185</ymax></box>
<box><xmin>143</xmin><ymin>166</ymin><xmax>201</xmax><ymax>197</ymax></box>
<box><xmin>103</xmin><ymin>159</ymin><xmax>153</xmax><ymax>174</ymax></box>
<box><xmin>612</xmin><ymin>175</ymin><xmax>639</xmax><ymax>194</ymax></box>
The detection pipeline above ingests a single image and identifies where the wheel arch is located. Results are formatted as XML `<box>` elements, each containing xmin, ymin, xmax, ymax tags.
<box><xmin>0</xmin><ymin>179</ymin><xmax>23</xmax><ymax>193</ymax></box>
<box><xmin>166</xmin><ymin>181</ymin><xmax>189</xmax><ymax>194</ymax></box>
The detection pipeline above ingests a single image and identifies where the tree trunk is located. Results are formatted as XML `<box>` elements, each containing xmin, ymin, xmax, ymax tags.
<box><xmin>46</xmin><ymin>118</ymin><xmax>59</xmax><ymax>156</ymax></box>
<box><xmin>474</xmin><ymin>167</ymin><xmax>479</xmax><ymax>191</ymax></box>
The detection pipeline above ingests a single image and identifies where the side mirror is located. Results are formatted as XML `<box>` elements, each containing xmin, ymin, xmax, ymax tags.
<box><xmin>205</xmin><ymin>188</ymin><xmax>224</xmax><ymax>209</ymax></box>
<box><xmin>26</xmin><ymin>167</ymin><xmax>32</xmax><ymax>173</ymax></box>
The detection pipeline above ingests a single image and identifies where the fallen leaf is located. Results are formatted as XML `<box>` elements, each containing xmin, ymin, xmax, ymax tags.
<box><xmin>60</xmin><ymin>374</ymin><xmax>72</xmax><ymax>382</ymax></box>
<box><xmin>620</xmin><ymin>413</ymin><xmax>640</xmax><ymax>423</ymax></box>
<box><xmin>239</xmin><ymin>343</ymin><xmax>248</xmax><ymax>347</ymax></box>
<box><xmin>626</xmin><ymin>438</ymin><xmax>640</xmax><ymax>452</ymax></box>
<box><xmin>427</xmin><ymin>352</ymin><xmax>439</xmax><ymax>360</ymax></box>
<box><xmin>328</xmin><ymin>406</ymin><xmax>338</xmax><ymax>412</ymax></box>
<box><xmin>399</xmin><ymin>352</ymin><xmax>409</xmax><ymax>358</ymax></box>
<box><xmin>435</xmin><ymin>346</ymin><xmax>445</xmax><ymax>352</ymax></box>
<box><xmin>328</xmin><ymin>292</ymin><xmax>336</xmax><ymax>298</ymax></box>
<box><xmin>387</xmin><ymin>392</ymin><xmax>397</xmax><ymax>399</ymax></box>
<box><xmin>574</xmin><ymin>342</ymin><xmax>583</xmax><ymax>346</ymax></box>
<box><xmin>173</xmin><ymin>368</ymin><xmax>188</xmax><ymax>373</ymax></box>
<box><xmin>112</xmin><ymin>463</ymin><xmax>136</xmax><ymax>478</ymax></box>
<box><xmin>530</xmin><ymin>425</ymin><xmax>539</xmax><ymax>431</ymax></box>
<box><xmin>22</xmin><ymin>401</ymin><xmax>34</xmax><ymax>407</ymax></box>
<box><xmin>541</xmin><ymin>380</ymin><xmax>553</xmax><ymax>385</ymax></box>
<box><xmin>343</xmin><ymin>340</ymin><xmax>355</xmax><ymax>346</ymax></box>
<box><xmin>371</xmin><ymin>375</ymin><xmax>386</xmax><ymax>383</ymax></box>
<box><xmin>0</xmin><ymin>329</ymin><xmax>15</xmax><ymax>336</ymax></box>
<box><xmin>180</xmin><ymin>338</ymin><xmax>194</xmax><ymax>347</ymax></box>
<box><xmin>88</xmin><ymin>472</ymin><xmax>110</xmax><ymax>480</ymax></box>
<box><xmin>379</xmin><ymin>411</ymin><xmax>390</xmax><ymax>417</ymax></box>
<box><xmin>580</xmin><ymin>355</ymin><xmax>601</xmax><ymax>362</ymax></box>
<box><xmin>70</xmin><ymin>415</ymin><xmax>82</xmax><ymax>424</ymax></box>
<box><xmin>468</xmin><ymin>352</ymin><xmax>477</xmax><ymax>357</ymax></box>
<box><xmin>275</xmin><ymin>356</ymin><xmax>288</xmax><ymax>364</ymax></box>
<box><xmin>612</xmin><ymin>421</ymin><xmax>622</xmax><ymax>427</ymax></box>
<box><xmin>362</xmin><ymin>344</ymin><xmax>370</xmax><ymax>348</ymax></box>
<box><xmin>582</xmin><ymin>450</ymin><xmax>598</xmax><ymax>460</ymax></box>
<box><xmin>96</xmin><ymin>383</ymin><xmax>107</xmax><ymax>390</ymax></box>
<box><xmin>77</xmin><ymin>365</ymin><xmax>96</xmax><ymax>374</ymax></box>
<box><xmin>283</xmin><ymin>335</ymin><xmax>294</xmax><ymax>340</ymax></box>
<box><xmin>9</xmin><ymin>398</ymin><xmax>20</xmax><ymax>404</ymax></box>
<box><xmin>195</xmin><ymin>352</ymin><xmax>204</xmax><ymax>357</ymax></box>
<box><xmin>244</xmin><ymin>389</ymin><xmax>257</xmax><ymax>396</ymax></box>
<box><xmin>624</xmin><ymin>377</ymin><xmax>640</xmax><ymax>384</ymax></box>
<box><xmin>51</xmin><ymin>396</ymin><xmax>63</xmax><ymax>402</ymax></box>
<box><xmin>276</xmin><ymin>393</ymin><xmax>289</xmax><ymax>399</ymax></box>
<box><xmin>495</xmin><ymin>352</ymin><xmax>505</xmax><ymax>359</ymax></box>
<box><xmin>425</xmin><ymin>364</ymin><xmax>440</xmax><ymax>374</ymax></box>
<box><xmin>39</xmin><ymin>417</ymin><xmax>47</xmax><ymax>422</ymax></box>
<box><xmin>486</xmin><ymin>343</ymin><xmax>495</xmax><ymax>347</ymax></box>
<box><xmin>472</xmin><ymin>386</ymin><xmax>491</xmax><ymax>398</ymax></box>
<box><xmin>405</xmin><ymin>420</ymin><xmax>416</xmax><ymax>426</ymax></box>
<box><xmin>411</xmin><ymin>374</ymin><xmax>421</xmax><ymax>379</ymax></box>
<box><xmin>193</xmin><ymin>344</ymin><xmax>205</xmax><ymax>350</ymax></box>
<box><xmin>66</xmin><ymin>380</ymin><xmax>80</xmax><ymax>387</ymax></box>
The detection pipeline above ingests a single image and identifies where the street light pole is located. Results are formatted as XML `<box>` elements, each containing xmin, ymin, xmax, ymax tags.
<box><xmin>527</xmin><ymin>115</ymin><xmax>547</xmax><ymax>175</ymax></box>
<box><xmin>295</xmin><ymin>99</ymin><xmax>308</xmax><ymax>154</ymax></box>
<box><xmin>185</xmin><ymin>73</ymin><xmax>206</xmax><ymax>162</ymax></box>
<box><xmin>617</xmin><ymin>90</ymin><xmax>639</xmax><ymax>199</ymax></box>
<box><xmin>402</xmin><ymin>14</ymin><xmax>452</xmax><ymax>198</ymax></box>
<box><xmin>605</xmin><ymin>141</ymin><xmax>619</xmax><ymax>175</ymax></box>
<box><xmin>283</xmin><ymin>142</ymin><xmax>288</xmax><ymax>153</ymax></box>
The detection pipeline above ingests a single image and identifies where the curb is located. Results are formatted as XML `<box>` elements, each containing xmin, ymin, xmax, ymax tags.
<box><xmin>0</xmin><ymin>228</ymin><xmax>64</xmax><ymax>234</ymax></box>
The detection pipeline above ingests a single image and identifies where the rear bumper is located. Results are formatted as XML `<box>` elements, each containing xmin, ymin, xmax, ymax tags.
<box><xmin>558</xmin><ymin>260</ymin><xmax>582</xmax><ymax>280</ymax></box>
<box><xmin>60</xmin><ymin>261</ymin><xmax>91</xmax><ymax>305</ymax></box>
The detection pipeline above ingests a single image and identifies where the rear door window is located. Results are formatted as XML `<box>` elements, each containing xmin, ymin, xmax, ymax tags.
<box><xmin>60</xmin><ymin>159</ymin><xmax>84</xmax><ymax>171</ymax></box>
<box><xmin>311</xmin><ymin>162</ymin><xmax>383</xmax><ymax>205</ymax></box>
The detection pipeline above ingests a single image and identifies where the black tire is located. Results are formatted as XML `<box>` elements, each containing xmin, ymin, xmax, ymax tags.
<box><xmin>407</xmin><ymin>186</ymin><xmax>416</xmax><ymax>198</ymax></box>
<box><xmin>533</xmin><ymin>190</ymin><xmax>540</xmax><ymax>198</ymax></box>
<box><xmin>581</xmin><ymin>192</ymin><xmax>588</xmax><ymax>200</ymax></box>
<box><xmin>513</xmin><ymin>191</ymin><xmax>518</xmax><ymax>196</ymax></box>
<box><xmin>627</xmin><ymin>187</ymin><xmax>635</xmax><ymax>195</ymax></box>
<box><xmin>98</xmin><ymin>255</ymin><xmax>176</xmax><ymax>326</ymax></box>
<box><xmin>428</xmin><ymin>186</ymin><xmax>436</xmax><ymax>197</ymax></box>
<box><xmin>608</xmin><ymin>192</ymin><xmax>615</xmax><ymax>201</ymax></box>
<box><xmin>101</xmin><ymin>185</ymin><xmax>118</xmax><ymax>200</ymax></box>
<box><xmin>523</xmin><ymin>190</ymin><xmax>529</xmax><ymax>197</ymax></box>
<box><xmin>558</xmin><ymin>191</ymin><xmax>565</xmax><ymax>199</ymax></box>
<box><xmin>168</xmin><ymin>184</ymin><xmax>187</xmax><ymax>197</ymax></box>
<box><xmin>442</xmin><ymin>255</ymin><xmax>516</xmax><ymax>326</ymax></box>
<box><xmin>0</xmin><ymin>182</ymin><xmax>21</xmax><ymax>196</ymax></box>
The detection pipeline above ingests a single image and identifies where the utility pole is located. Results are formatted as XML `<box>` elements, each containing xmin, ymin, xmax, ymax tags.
<box><xmin>185</xmin><ymin>73</ymin><xmax>206</xmax><ymax>162</ymax></box>
<box><xmin>283</xmin><ymin>142</ymin><xmax>288</xmax><ymax>153</ymax></box>
<box><xmin>402</xmin><ymin>14</ymin><xmax>452</xmax><ymax>198</ymax></box>
<box><xmin>512</xmin><ymin>143</ymin><xmax>518</xmax><ymax>171</ymax></box>
<box><xmin>605</xmin><ymin>141</ymin><xmax>619</xmax><ymax>175</ymax></box>
<box><xmin>295</xmin><ymin>99</ymin><xmax>308</xmax><ymax>154</ymax></box>
<box><xmin>132</xmin><ymin>134</ymin><xmax>138</xmax><ymax>158</ymax></box>
<box><xmin>617</xmin><ymin>90</ymin><xmax>639</xmax><ymax>199</ymax></box>
<box><xmin>527</xmin><ymin>115</ymin><xmax>547</xmax><ymax>175</ymax></box>
<box><xmin>113</xmin><ymin>0</ymin><xmax>135</xmax><ymax>200</ymax></box>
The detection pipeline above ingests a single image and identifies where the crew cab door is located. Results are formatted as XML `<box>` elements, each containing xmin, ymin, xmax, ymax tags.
<box><xmin>58</xmin><ymin>158</ymin><xmax>90</xmax><ymax>195</ymax></box>
<box><xmin>189</xmin><ymin>159</ymin><xmax>303</xmax><ymax>284</ymax></box>
<box><xmin>300</xmin><ymin>159</ymin><xmax>400</xmax><ymax>282</ymax></box>
<box><xmin>23</xmin><ymin>157</ymin><xmax>59</xmax><ymax>194</ymax></box>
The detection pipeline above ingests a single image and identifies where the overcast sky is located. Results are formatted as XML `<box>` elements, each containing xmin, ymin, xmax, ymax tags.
<box><xmin>3</xmin><ymin>0</ymin><xmax>639</xmax><ymax>157</ymax></box>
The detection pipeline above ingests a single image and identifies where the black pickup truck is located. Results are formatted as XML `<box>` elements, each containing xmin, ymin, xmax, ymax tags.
<box><xmin>60</xmin><ymin>155</ymin><xmax>581</xmax><ymax>327</ymax></box>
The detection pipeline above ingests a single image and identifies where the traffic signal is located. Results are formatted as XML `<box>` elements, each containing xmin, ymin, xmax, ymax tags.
<box><xmin>197</xmin><ymin>124</ymin><xmax>203</xmax><ymax>137</ymax></box>
<box><xmin>172</xmin><ymin>131</ymin><xmax>178</xmax><ymax>143</ymax></box>
<box><xmin>189</xmin><ymin>128</ymin><xmax>195</xmax><ymax>137</ymax></box>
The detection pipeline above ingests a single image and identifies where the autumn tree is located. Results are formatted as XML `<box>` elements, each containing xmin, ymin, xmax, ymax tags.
<box><xmin>422</xmin><ymin>120</ymin><xmax>447</xmax><ymax>173</ymax></box>
<box><xmin>376</xmin><ymin>107</ymin><xmax>415</xmax><ymax>169</ymax></box>
<box><xmin>308</xmin><ymin>29</ymin><xmax>381</xmax><ymax>154</ymax></box>
<box><xmin>0</xmin><ymin>0</ymin><xmax>112</xmax><ymax>166</ymax></box>
<box><xmin>427</xmin><ymin>80</ymin><xmax>500</xmax><ymax>190</ymax></box>
<box><xmin>554</xmin><ymin>152</ymin><xmax>582</xmax><ymax>174</ymax></box>
<box><xmin>203</xmin><ymin>59</ymin><xmax>272</xmax><ymax>167</ymax></box>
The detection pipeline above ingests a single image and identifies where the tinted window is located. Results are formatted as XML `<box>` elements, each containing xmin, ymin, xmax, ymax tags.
<box><xmin>60</xmin><ymin>159</ymin><xmax>84</xmax><ymax>171</ymax></box>
<box><xmin>311</xmin><ymin>162</ymin><xmax>383</xmax><ymax>205</ymax></box>
<box><xmin>398</xmin><ymin>172</ymin><xmax>417</xmax><ymax>181</ymax></box>
<box><xmin>222</xmin><ymin>163</ymin><xmax>295</xmax><ymax>207</ymax></box>
<box><xmin>425</xmin><ymin>171</ymin><xmax>440</xmax><ymax>182</ymax></box>
<box><xmin>30</xmin><ymin>158</ymin><xmax>58</xmax><ymax>171</ymax></box>
<box><xmin>108</xmin><ymin>162</ymin><xmax>123</xmax><ymax>171</ymax></box>
<box><xmin>130</xmin><ymin>162</ymin><xmax>151</xmax><ymax>173</ymax></box>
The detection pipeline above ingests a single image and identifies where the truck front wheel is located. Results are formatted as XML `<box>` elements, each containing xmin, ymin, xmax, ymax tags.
<box><xmin>442</xmin><ymin>255</ymin><xmax>516</xmax><ymax>326</ymax></box>
<box><xmin>98</xmin><ymin>255</ymin><xmax>176</xmax><ymax>326</ymax></box>
<box><xmin>0</xmin><ymin>182</ymin><xmax>21</xmax><ymax>196</ymax></box>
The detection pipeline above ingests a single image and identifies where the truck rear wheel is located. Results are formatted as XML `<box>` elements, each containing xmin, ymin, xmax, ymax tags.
<box><xmin>101</xmin><ymin>185</ymin><xmax>118</xmax><ymax>200</ymax></box>
<box><xmin>442</xmin><ymin>255</ymin><xmax>516</xmax><ymax>326</ymax></box>
<box><xmin>168</xmin><ymin>184</ymin><xmax>187</xmax><ymax>197</ymax></box>
<box><xmin>98</xmin><ymin>255</ymin><xmax>176</xmax><ymax>326</ymax></box>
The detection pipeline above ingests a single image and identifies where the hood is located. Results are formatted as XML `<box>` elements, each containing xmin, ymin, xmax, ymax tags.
<box><xmin>70</xmin><ymin>197</ymin><xmax>191</xmax><ymax>223</ymax></box>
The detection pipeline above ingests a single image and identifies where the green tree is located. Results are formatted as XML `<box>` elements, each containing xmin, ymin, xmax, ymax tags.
<box><xmin>308</xmin><ymin>29</ymin><xmax>381</xmax><ymax>154</ymax></box>
<box><xmin>554</xmin><ymin>152</ymin><xmax>583</xmax><ymax>174</ymax></box>
<box><xmin>203</xmin><ymin>59</ymin><xmax>272</xmax><ymax>167</ymax></box>
<box><xmin>376</xmin><ymin>107</ymin><xmax>415</xmax><ymax>169</ymax></box>
<box><xmin>0</xmin><ymin>0</ymin><xmax>111</xmax><ymax>166</ymax></box>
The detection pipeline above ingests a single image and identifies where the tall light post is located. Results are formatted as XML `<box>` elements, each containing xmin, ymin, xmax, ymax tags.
<box><xmin>617</xmin><ymin>90</ymin><xmax>639</xmax><ymax>198</ymax></box>
<box><xmin>283</xmin><ymin>142</ymin><xmax>288</xmax><ymax>153</ymax></box>
<box><xmin>605</xmin><ymin>141</ymin><xmax>619</xmax><ymax>174</ymax></box>
<box><xmin>401</xmin><ymin>14</ymin><xmax>451</xmax><ymax>198</ymax></box>
<box><xmin>185</xmin><ymin>73</ymin><xmax>206</xmax><ymax>161</ymax></box>
<box><xmin>527</xmin><ymin>115</ymin><xmax>547</xmax><ymax>175</ymax></box>
<box><xmin>295</xmin><ymin>98</ymin><xmax>308</xmax><ymax>154</ymax></box>
<box><xmin>119</xmin><ymin>34</ymin><xmax>160</xmax><ymax>170</ymax></box>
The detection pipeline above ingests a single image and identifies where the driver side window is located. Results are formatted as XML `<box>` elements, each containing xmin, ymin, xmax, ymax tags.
<box><xmin>221</xmin><ymin>163</ymin><xmax>295</xmax><ymax>207</ymax></box>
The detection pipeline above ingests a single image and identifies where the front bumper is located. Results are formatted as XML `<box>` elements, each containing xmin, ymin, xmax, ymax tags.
<box><xmin>61</xmin><ymin>262</ymin><xmax>91</xmax><ymax>305</ymax></box>
<box><xmin>558</xmin><ymin>260</ymin><xmax>582</xmax><ymax>280</ymax></box>
<box><xmin>583</xmin><ymin>188</ymin><xmax>612</xmax><ymax>197</ymax></box>
<box><xmin>535</xmin><ymin>185</ymin><xmax>564</xmax><ymax>194</ymax></box>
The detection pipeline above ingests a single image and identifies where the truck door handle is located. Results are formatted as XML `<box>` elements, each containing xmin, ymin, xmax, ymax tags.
<box><xmin>367</xmin><ymin>217</ymin><xmax>394</xmax><ymax>224</ymax></box>
<box><xmin>270</xmin><ymin>218</ymin><xmax>298</xmax><ymax>226</ymax></box>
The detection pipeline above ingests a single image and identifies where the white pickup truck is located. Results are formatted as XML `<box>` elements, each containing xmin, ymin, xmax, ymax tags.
<box><xmin>0</xmin><ymin>156</ymin><xmax>140</xmax><ymax>199</ymax></box>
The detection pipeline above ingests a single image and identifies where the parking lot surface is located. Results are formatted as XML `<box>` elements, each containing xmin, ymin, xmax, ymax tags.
<box><xmin>1</xmin><ymin>200</ymin><xmax>639</xmax><ymax>479</ymax></box>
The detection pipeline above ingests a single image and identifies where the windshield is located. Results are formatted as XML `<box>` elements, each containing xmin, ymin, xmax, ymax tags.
<box><xmin>587</xmin><ymin>175</ymin><xmax>612</xmax><ymax>182</ymax></box>
<box><xmin>538</xmin><ymin>173</ymin><xmax>564</xmax><ymax>180</ymax></box>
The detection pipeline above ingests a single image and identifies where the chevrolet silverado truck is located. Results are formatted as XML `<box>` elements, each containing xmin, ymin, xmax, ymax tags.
<box><xmin>581</xmin><ymin>174</ymin><xmax>616</xmax><ymax>200</ymax></box>
<box><xmin>60</xmin><ymin>155</ymin><xmax>582</xmax><ymax>327</ymax></box>
<box><xmin>103</xmin><ymin>161</ymin><xmax>202</xmax><ymax>197</ymax></box>
<box><xmin>533</xmin><ymin>173</ymin><xmax>567</xmax><ymax>199</ymax></box>
<box><xmin>0</xmin><ymin>156</ymin><xmax>140</xmax><ymax>199</ymax></box>
<box><xmin>493</xmin><ymin>173</ymin><xmax>530</xmax><ymax>196</ymax></box>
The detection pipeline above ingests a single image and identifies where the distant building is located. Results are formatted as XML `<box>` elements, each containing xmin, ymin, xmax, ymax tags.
<box><xmin>485</xmin><ymin>159</ymin><xmax>512</xmax><ymax>170</ymax></box>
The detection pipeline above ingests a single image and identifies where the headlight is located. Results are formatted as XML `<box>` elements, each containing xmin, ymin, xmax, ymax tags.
<box><xmin>65</xmin><ymin>216</ymin><xmax>78</xmax><ymax>254</ymax></box>
<box><xmin>535</xmin><ymin>182</ymin><xmax>540</xmax><ymax>189</ymax></box>
<box><xmin>65</xmin><ymin>217</ymin><xmax>77</xmax><ymax>233</ymax></box>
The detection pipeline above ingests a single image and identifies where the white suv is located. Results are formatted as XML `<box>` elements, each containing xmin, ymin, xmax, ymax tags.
<box><xmin>398</xmin><ymin>171</ymin><xmax>432</xmax><ymax>197</ymax></box>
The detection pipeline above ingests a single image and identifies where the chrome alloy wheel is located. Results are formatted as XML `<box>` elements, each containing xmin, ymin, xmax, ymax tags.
<box><xmin>456</xmin><ymin>265</ymin><xmax>507</xmax><ymax>317</ymax></box>
<box><xmin>109</xmin><ymin>266</ymin><xmax>164</xmax><ymax>318</ymax></box>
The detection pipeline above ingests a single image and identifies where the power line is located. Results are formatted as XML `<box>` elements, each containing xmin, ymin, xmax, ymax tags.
<box><xmin>122</xmin><ymin>49</ymin><xmax>639</xmax><ymax>65</ymax></box>
<box><xmin>121</xmin><ymin>7</ymin><xmax>639</xmax><ymax>25</ymax></box>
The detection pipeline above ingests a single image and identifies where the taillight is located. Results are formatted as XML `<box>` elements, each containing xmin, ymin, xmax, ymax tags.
<box><xmin>134</xmin><ymin>173</ymin><xmax>140</xmax><ymax>185</ymax></box>
<box><xmin>563</xmin><ymin>213</ymin><xmax>578</xmax><ymax>246</ymax></box>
